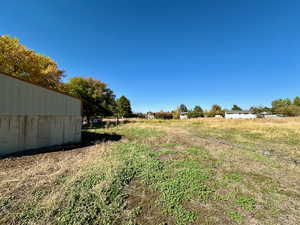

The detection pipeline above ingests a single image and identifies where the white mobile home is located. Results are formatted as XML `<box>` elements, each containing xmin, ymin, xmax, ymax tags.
<box><xmin>180</xmin><ymin>112</ymin><xmax>188</xmax><ymax>119</ymax></box>
<box><xmin>225</xmin><ymin>110</ymin><xmax>257</xmax><ymax>119</ymax></box>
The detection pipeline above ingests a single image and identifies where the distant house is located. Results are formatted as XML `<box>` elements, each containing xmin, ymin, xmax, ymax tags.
<box><xmin>215</xmin><ymin>115</ymin><xmax>223</xmax><ymax>118</ymax></box>
<box><xmin>264</xmin><ymin>114</ymin><xmax>281</xmax><ymax>118</ymax></box>
<box><xmin>146</xmin><ymin>113</ymin><xmax>155</xmax><ymax>120</ymax></box>
<box><xmin>180</xmin><ymin>112</ymin><xmax>188</xmax><ymax>120</ymax></box>
<box><xmin>225</xmin><ymin>110</ymin><xmax>257</xmax><ymax>119</ymax></box>
<box><xmin>260</xmin><ymin>112</ymin><xmax>282</xmax><ymax>118</ymax></box>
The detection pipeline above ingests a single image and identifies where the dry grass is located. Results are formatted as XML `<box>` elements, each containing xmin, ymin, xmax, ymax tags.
<box><xmin>0</xmin><ymin>142</ymin><xmax>115</xmax><ymax>224</ymax></box>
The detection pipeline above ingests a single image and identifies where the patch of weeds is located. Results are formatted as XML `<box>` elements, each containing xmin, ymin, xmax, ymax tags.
<box><xmin>151</xmin><ymin>159</ymin><xmax>214</xmax><ymax>224</ymax></box>
<box><xmin>235</xmin><ymin>195</ymin><xmax>256</xmax><ymax>210</ymax></box>
<box><xmin>55</xmin><ymin>174</ymin><xmax>69</xmax><ymax>185</ymax></box>
<box><xmin>129</xmin><ymin>206</ymin><xmax>142</xmax><ymax>217</ymax></box>
<box><xmin>223</xmin><ymin>171</ymin><xmax>243</xmax><ymax>183</ymax></box>
<box><xmin>117</xmin><ymin>143</ymin><xmax>216</xmax><ymax>225</ymax></box>
<box><xmin>74</xmin><ymin>173</ymin><xmax>105</xmax><ymax>190</ymax></box>
<box><xmin>57</xmin><ymin>191</ymin><xmax>106</xmax><ymax>225</ymax></box>
<box><xmin>32</xmin><ymin>190</ymin><xmax>46</xmax><ymax>200</ymax></box>
<box><xmin>0</xmin><ymin>196</ymin><xmax>14</xmax><ymax>210</ymax></box>
<box><xmin>116</xmin><ymin>143</ymin><xmax>150</xmax><ymax>155</ymax></box>
<box><xmin>171</xmin><ymin>205</ymin><xmax>196</xmax><ymax>225</ymax></box>
<box><xmin>56</xmin><ymin>163</ymin><xmax>124</xmax><ymax>224</ymax></box>
<box><xmin>159</xmin><ymin>149</ymin><xmax>181</xmax><ymax>156</ymax></box>
<box><xmin>17</xmin><ymin>204</ymin><xmax>45</xmax><ymax>225</ymax></box>
<box><xmin>139</xmin><ymin>158</ymin><xmax>165</xmax><ymax>184</ymax></box>
<box><xmin>103</xmin><ymin>161</ymin><xmax>137</xmax><ymax>204</ymax></box>
<box><xmin>56</xmin><ymin>160</ymin><xmax>137</xmax><ymax>225</ymax></box>
<box><xmin>186</xmin><ymin>147</ymin><xmax>205</xmax><ymax>155</ymax></box>
<box><xmin>227</xmin><ymin>210</ymin><xmax>242</xmax><ymax>223</ymax></box>
<box><xmin>186</xmin><ymin>147</ymin><xmax>213</xmax><ymax>160</ymax></box>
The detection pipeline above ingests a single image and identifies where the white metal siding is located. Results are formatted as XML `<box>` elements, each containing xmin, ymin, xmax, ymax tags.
<box><xmin>0</xmin><ymin>73</ymin><xmax>82</xmax><ymax>155</ymax></box>
<box><xmin>0</xmin><ymin>73</ymin><xmax>81</xmax><ymax>116</ymax></box>
<box><xmin>225</xmin><ymin>113</ymin><xmax>257</xmax><ymax>119</ymax></box>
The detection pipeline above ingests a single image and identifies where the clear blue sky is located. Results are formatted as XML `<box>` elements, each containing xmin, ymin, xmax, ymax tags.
<box><xmin>1</xmin><ymin>0</ymin><xmax>300</xmax><ymax>112</ymax></box>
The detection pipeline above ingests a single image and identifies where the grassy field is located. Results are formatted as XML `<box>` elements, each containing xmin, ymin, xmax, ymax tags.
<box><xmin>1</xmin><ymin>118</ymin><xmax>300</xmax><ymax>225</ymax></box>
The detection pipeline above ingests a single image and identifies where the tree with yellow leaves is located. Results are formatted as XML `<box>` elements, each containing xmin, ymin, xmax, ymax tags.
<box><xmin>0</xmin><ymin>35</ymin><xmax>64</xmax><ymax>89</ymax></box>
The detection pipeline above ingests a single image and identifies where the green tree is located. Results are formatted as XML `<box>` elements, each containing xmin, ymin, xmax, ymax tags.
<box><xmin>153</xmin><ymin>111</ymin><xmax>173</xmax><ymax>120</ymax></box>
<box><xmin>177</xmin><ymin>104</ymin><xmax>188</xmax><ymax>113</ymax></box>
<box><xmin>272</xmin><ymin>98</ymin><xmax>291</xmax><ymax>108</ymax></box>
<box><xmin>188</xmin><ymin>105</ymin><xmax>204</xmax><ymax>118</ymax></box>
<box><xmin>293</xmin><ymin>96</ymin><xmax>300</xmax><ymax>106</ymax></box>
<box><xmin>171</xmin><ymin>110</ymin><xmax>180</xmax><ymax>119</ymax></box>
<box><xmin>63</xmin><ymin>77</ymin><xmax>115</xmax><ymax>122</ymax></box>
<box><xmin>272</xmin><ymin>98</ymin><xmax>292</xmax><ymax>114</ymax></box>
<box><xmin>232</xmin><ymin>104</ymin><xmax>242</xmax><ymax>111</ymax></box>
<box><xmin>286</xmin><ymin>105</ymin><xmax>300</xmax><ymax>116</ymax></box>
<box><xmin>250</xmin><ymin>106</ymin><xmax>272</xmax><ymax>114</ymax></box>
<box><xmin>0</xmin><ymin>35</ymin><xmax>64</xmax><ymax>89</ymax></box>
<box><xmin>114</xmin><ymin>96</ymin><xmax>133</xmax><ymax>118</ymax></box>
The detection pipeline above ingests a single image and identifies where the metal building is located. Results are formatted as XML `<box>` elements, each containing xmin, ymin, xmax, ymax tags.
<box><xmin>0</xmin><ymin>72</ymin><xmax>82</xmax><ymax>156</ymax></box>
<box><xmin>225</xmin><ymin>110</ymin><xmax>257</xmax><ymax>119</ymax></box>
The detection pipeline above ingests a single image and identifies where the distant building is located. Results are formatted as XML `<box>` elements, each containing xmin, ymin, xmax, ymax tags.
<box><xmin>83</xmin><ymin>117</ymin><xmax>102</xmax><ymax>125</ymax></box>
<box><xmin>146</xmin><ymin>113</ymin><xmax>155</xmax><ymax>120</ymax></box>
<box><xmin>180</xmin><ymin>112</ymin><xmax>188</xmax><ymax>120</ymax></box>
<box><xmin>225</xmin><ymin>110</ymin><xmax>257</xmax><ymax>119</ymax></box>
<box><xmin>264</xmin><ymin>114</ymin><xmax>281</xmax><ymax>118</ymax></box>
<box><xmin>260</xmin><ymin>112</ymin><xmax>282</xmax><ymax>118</ymax></box>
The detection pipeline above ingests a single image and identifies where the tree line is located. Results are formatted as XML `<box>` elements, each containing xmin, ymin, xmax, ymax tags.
<box><xmin>146</xmin><ymin>98</ymin><xmax>300</xmax><ymax>119</ymax></box>
<box><xmin>0</xmin><ymin>35</ymin><xmax>132</xmax><ymax>122</ymax></box>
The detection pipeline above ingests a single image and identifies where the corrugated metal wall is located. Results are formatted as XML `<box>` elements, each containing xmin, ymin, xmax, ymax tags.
<box><xmin>0</xmin><ymin>73</ymin><xmax>82</xmax><ymax>156</ymax></box>
<box><xmin>0</xmin><ymin>73</ymin><xmax>81</xmax><ymax>116</ymax></box>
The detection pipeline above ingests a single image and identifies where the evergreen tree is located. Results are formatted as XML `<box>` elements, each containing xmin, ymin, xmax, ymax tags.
<box><xmin>232</xmin><ymin>104</ymin><xmax>242</xmax><ymax>111</ymax></box>
<box><xmin>178</xmin><ymin>104</ymin><xmax>188</xmax><ymax>113</ymax></box>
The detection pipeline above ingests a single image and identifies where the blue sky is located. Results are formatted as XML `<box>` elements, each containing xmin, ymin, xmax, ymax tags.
<box><xmin>1</xmin><ymin>0</ymin><xmax>300</xmax><ymax>112</ymax></box>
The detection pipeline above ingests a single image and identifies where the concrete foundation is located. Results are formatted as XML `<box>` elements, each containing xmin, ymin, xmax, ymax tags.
<box><xmin>0</xmin><ymin>116</ymin><xmax>82</xmax><ymax>156</ymax></box>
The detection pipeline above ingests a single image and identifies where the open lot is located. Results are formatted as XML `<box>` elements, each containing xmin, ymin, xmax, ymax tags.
<box><xmin>1</xmin><ymin>118</ymin><xmax>300</xmax><ymax>225</ymax></box>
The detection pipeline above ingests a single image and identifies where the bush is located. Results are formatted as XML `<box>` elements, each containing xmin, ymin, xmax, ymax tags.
<box><xmin>154</xmin><ymin>112</ymin><xmax>173</xmax><ymax>120</ymax></box>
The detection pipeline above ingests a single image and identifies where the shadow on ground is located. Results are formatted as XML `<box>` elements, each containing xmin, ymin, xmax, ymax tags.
<box><xmin>0</xmin><ymin>131</ymin><xmax>122</xmax><ymax>159</ymax></box>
